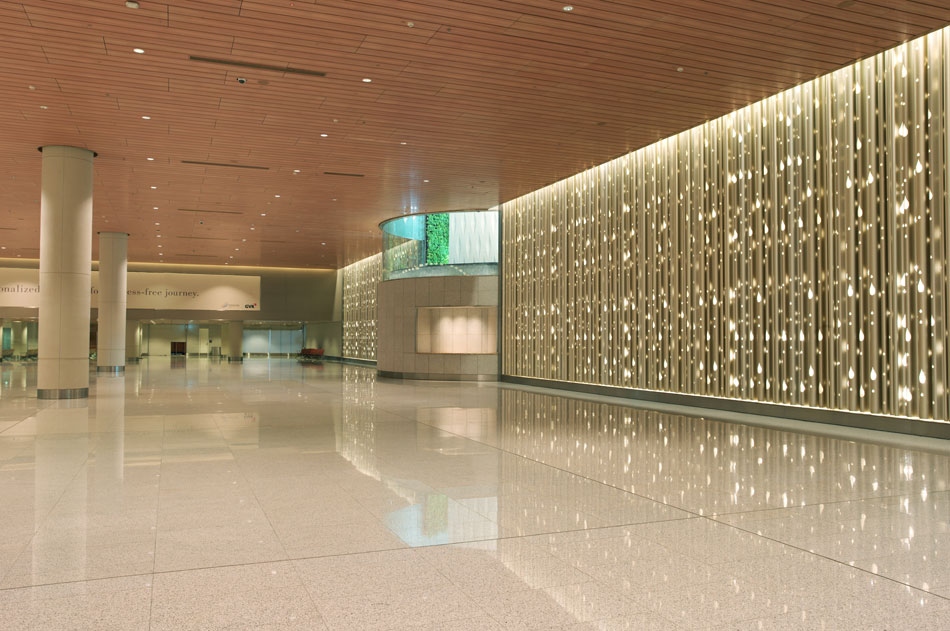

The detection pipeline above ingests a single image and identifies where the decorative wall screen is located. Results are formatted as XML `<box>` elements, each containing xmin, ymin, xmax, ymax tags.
<box><xmin>342</xmin><ymin>253</ymin><xmax>381</xmax><ymax>361</ymax></box>
<box><xmin>503</xmin><ymin>27</ymin><xmax>950</xmax><ymax>424</ymax></box>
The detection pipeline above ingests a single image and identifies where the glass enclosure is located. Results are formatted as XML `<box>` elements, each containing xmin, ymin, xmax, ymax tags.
<box><xmin>380</xmin><ymin>209</ymin><xmax>498</xmax><ymax>280</ymax></box>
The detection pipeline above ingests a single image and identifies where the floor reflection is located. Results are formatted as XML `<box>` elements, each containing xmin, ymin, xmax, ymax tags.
<box><xmin>0</xmin><ymin>358</ymin><xmax>946</xmax><ymax>630</ymax></box>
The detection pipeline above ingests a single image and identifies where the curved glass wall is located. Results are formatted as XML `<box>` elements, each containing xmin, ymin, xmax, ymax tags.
<box><xmin>381</xmin><ymin>209</ymin><xmax>498</xmax><ymax>280</ymax></box>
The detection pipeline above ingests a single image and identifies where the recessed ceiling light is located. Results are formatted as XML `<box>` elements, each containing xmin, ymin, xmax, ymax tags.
<box><xmin>676</xmin><ymin>66</ymin><xmax>684</xmax><ymax>72</ymax></box>
<box><xmin>39</xmin><ymin>105</ymin><xmax>48</xmax><ymax>110</ymax></box>
<box><xmin>147</xmin><ymin>157</ymin><xmax>154</xmax><ymax>161</ymax></box>
<box><xmin>293</xmin><ymin>169</ymin><xmax>300</xmax><ymax>173</ymax></box>
<box><xmin>28</xmin><ymin>85</ymin><xmax>36</xmax><ymax>90</ymax></box>
<box><xmin>362</xmin><ymin>78</ymin><xmax>372</xmax><ymax>83</ymax></box>
<box><xmin>154</xmin><ymin>222</ymin><xmax>160</xmax><ymax>225</ymax></box>
<box><xmin>234</xmin><ymin>248</ymin><xmax>239</xmax><ymax>251</ymax></box>
<box><xmin>563</xmin><ymin>5</ymin><xmax>573</xmax><ymax>11</ymax></box>
<box><xmin>153</xmin><ymin>206</ymin><xmax>158</xmax><ymax>210</ymax></box>
<box><xmin>157</xmin><ymin>245</ymin><xmax>162</xmax><ymax>248</ymax></box>
<box><xmin>141</xmin><ymin>115</ymin><xmax>151</xmax><ymax>119</ymax></box>
<box><xmin>156</xmin><ymin>234</ymin><xmax>161</xmax><ymax>237</ymax></box>
<box><xmin>400</xmin><ymin>142</ymin><xmax>407</xmax><ymax>145</ymax></box>
<box><xmin>242</xmin><ymin>238</ymin><xmax>246</xmax><ymax>242</ymax></box>
<box><xmin>1</xmin><ymin>247</ymin><xmax>5</xmax><ymax>250</ymax></box>
<box><xmin>150</xmin><ymin>186</ymin><xmax>157</xmax><ymax>189</ymax></box>
<box><xmin>229</xmin><ymin>256</ymin><xmax>233</xmax><ymax>259</ymax></box>
<box><xmin>125</xmin><ymin>1</ymin><xmax>140</xmax><ymax>8</ymax></box>
<box><xmin>423</xmin><ymin>179</ymin><xmax>429</xmax><ymax>183</ymax></box>
<box><xmin>133</xmin><ymin>48</ymin><xmax>145</xmax><ymax>54</ymax></box>
<box><xmin>321</xmin><ymin>242</ymin><xmax>326</xmax><ymax>246</ymax></box>
<box><xmin>250</xmin><ymin>227</ymin><xmax>255</xmax><ymax>230</ymax></box>
<box><xmin>274</xmin><ymin>194</ymin><xmax>280</xmax><ymax>198</ymax></box>
<box><xmin>320</xmin><ymin>133</ymin><xmax>328</xmax><ymax>137</ymax></box>
<box><xmin>260</xmin><ymin>213</ymin><xmax>266</xmax><ymax>216</ymax></box>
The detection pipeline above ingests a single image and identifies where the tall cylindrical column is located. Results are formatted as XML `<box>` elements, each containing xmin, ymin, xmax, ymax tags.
<box><xmin>126</xmin><ymin>320</ymin><xmax>141</xmax><ymax>363</ymax></box>
<box><xmin>227</xmin><ymin>322</ymin><xmax>244</xmax><ymax>362</ymax></box>
<box><xmin>12</xmin><ymin>321</ymin><xmax>28</xmax><ymax>358</ymax></box>
<box><xmin>97</xmin><ymin>232</ymin><xmax>128</xmax><ymax>373</ymax></box>
<box><xmin>38</xmin><ymin>145</ymin><xmax>95</xmax><ymax>400</ymax></box>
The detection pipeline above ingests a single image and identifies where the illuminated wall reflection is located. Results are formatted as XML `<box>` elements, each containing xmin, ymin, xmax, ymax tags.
<box><xmin>499</xmin><ymin>389</ymin><xmax>949</xmax><ymax>514</ymax></box>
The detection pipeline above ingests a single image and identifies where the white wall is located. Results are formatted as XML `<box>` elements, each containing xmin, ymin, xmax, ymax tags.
<box><xmin>143</xmin><ymin>324</ymin><xmax>187</xmax><ymax>356</ymax></box>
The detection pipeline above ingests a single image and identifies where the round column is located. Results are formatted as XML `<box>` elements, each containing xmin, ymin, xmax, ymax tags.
<box><xmin>126</xmin><ymin>320</ymin><xmax>141</xmax><ymax>363</ymax></box>
<box><xmin>97</xmin><ymin>232</ymin><xmax>128</xmax><ymax>374</ymax></box>
<box><xmin>226</xmin><ymin>322</ymin><xmax>244</xmax><ymax>362</ymax></box>
<box><xmin>38</xmin><ymin>145</ymin><xmax>95</xmax><ymax>400</ymax></box>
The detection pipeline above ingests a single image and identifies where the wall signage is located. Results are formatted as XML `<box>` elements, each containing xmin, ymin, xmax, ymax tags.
<box><xmin>0</xmin><ymin>268</ymin><xmax>260</xmax><ymax>311</ymax></box>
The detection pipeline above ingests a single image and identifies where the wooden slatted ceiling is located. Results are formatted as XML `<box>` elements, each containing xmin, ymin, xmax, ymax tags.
<box><xmin>0</xmin><ymin>0</ymin><xmax>947</xmax><ymax>268</ymax></box>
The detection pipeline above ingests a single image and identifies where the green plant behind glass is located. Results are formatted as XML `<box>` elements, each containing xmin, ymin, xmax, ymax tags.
<box><xmin>425</xmin><ymin>213</ymin><xmax>449</xmax><ymax>265</ymax></box>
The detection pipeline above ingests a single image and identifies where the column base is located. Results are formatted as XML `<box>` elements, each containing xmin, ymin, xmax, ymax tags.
<box><xmin>37</xmin><ymin>387</ymin><xmax>89</xmax><ymax>400</ymax></box>
<box><xmin>227</xmin><ymin>356</ymin><xmax>244</xmax><ymax>362</ymax></box>
<box><xmin>96</xmin><ymin>366</ymin><xmax>126</xmax><ymax>374</ymax></box>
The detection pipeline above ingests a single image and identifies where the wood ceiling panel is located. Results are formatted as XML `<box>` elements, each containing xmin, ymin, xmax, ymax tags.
<box><xmin>0</xmin><ymin>0</ymin><xmax>946</xmax><ymax>268</ymax></box>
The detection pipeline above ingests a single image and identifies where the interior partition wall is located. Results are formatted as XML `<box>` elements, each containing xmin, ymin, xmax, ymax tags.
<box><xmin>501</xmin><ymin>26</ymin><xmax>950</xmax><ymax>436</ymax></box>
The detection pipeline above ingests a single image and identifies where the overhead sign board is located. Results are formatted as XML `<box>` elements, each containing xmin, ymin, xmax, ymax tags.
<box><xmin>0</xmin><ymin>268</ymin><xmax>260</xmax><ymax>311</ymax></box>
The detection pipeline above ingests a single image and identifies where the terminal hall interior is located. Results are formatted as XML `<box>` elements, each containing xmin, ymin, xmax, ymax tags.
<box><xmin>0</xmin><ymin>1</ymin><xmax>949</xmax><ymax>629</ymax></box>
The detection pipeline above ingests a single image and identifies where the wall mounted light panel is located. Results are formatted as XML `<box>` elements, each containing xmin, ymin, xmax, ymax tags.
<box><xmin>342</xmin><ymin>253</ymin><xmax>381</xmax><ymax>361</ymax></box>
<box><xmin>502</xmin><ymin>27</ymin><xmax>950</xmax><ymax>425</ymax></box>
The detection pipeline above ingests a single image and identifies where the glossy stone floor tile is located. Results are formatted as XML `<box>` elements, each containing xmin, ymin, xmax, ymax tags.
<box><xmin>0</xmin><ymin>358</ymin><xmax>948</xmax><ymax>630</ymax></box>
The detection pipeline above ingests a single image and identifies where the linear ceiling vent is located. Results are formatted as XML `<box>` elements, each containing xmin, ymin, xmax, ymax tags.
<box><xmin>178</xmin><ymin>208</ymin><xmax>244</xmax><ymax>215</ymax></box>
<box><xmin>189</xmin><ymin>56</ymin><xmax>327</xmax><ymax>77</ymax></box>
<box><xmin>323</xmin><ymin>171</ymin><xmax>365</xmax><ymax>177</ymax></box>
<box><xmin>181</xmin><ymin>160</ymin><xmax>269</xmax><ymax>170</ymax></box>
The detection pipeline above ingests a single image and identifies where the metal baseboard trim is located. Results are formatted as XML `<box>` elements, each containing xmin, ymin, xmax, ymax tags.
<box><xmin>500</xmin><ymin>375</ymin><xmax>950</xmax><ymax>440</ymax></box>
<box><xmin>96</xmin><ymin>366</ymin><xmax>125</xmax><ymax>374</ymax></box>
<box><xmin>324</xmin><ymin>356</ymin><xmax>377</xmax><ymax>367</ymax></box>
<box><xmin>37</xmin><ymin>387</ymin><xmax>89</xmax><ymax>400</ymax></box>
<box><xmin>378</xmin><ymin>370</ymin><xmax>497</xmax><ymax>382</ymax></box>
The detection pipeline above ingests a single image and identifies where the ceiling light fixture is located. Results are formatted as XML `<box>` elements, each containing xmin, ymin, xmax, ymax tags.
<box><xmin>320</xmin><ymin>133</ymin><xmax>328</xmax><ymax>137</ymax></box>
<box><xmin>153</xmin><ymin>206</ymin><xmax>158</xmax><ymax>210</ymax></box>
<box><xmin>39</xmin><ymin>105</ymin><xmax>48</xmax><ymax>110</ymax></box>
<box><xmin>133</xmin><ymin>48</ymin><xmax>145</xmax><ymax>54</ymax></box>
<box><xmin>423</xmin><ymin>179</ymin><xmax>429</xmax><ymax>183</ymax></box>
<box><xmin>362</xmin><ymin>78</ymin><xmax>372</xmax><ymax>83</ymax></box>
<box><xmin>563</xmin><ymin>5</ymin><xmax>574</xmax><ymax>11</ymax></box>
<box><xmin>293</xmin><ymin>169</ymin><xmax>300</xmax><ymax>173</ymax></box>
<box><xmin>150</xmin><ymin>186</ymin><xmax>157</xmax><ymax>189</ymax></box>
<box><xmin>260</xmin><ymin>213</ymin><xmax>266</xmax><ymax>216</ymax></box>
<box><xmin>274</xmin><ymin>194</ymin><xmax>280</xmax><ymax>198</ymax></box>
<box><xmin>141</xmin><ymin>115</ymin><xmax>151</xmax><ymax>119</ymax></box>
<box><xmin>125</xmin><ymin>1</ymin><xmax>140</xmax><ymax>8</ymax></box>
<box><xmin>676</xmin><ymin>66</ymin><xmax>684</xmax><ymax>72</ymax></box>
<box><xmin>147</xmin><ymin>157</ymin><xmax>154</xmax><ymax>160</ymax></box>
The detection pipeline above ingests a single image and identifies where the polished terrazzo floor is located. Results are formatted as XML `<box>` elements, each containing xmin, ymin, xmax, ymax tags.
<box><xmin>0</xmin><ymin>358</ymin><xmax>947</xmax><ymax>630</ymax></box>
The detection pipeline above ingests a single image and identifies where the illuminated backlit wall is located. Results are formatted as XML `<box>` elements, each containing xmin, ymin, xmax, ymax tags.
<box><xmin>502</xmin><ymin>28</ymin><xmax>950</xmax><ymax>424</ymax></box>
<box><xmin>342</xmin><ymin>253</ymin><xmax>381</xmax><ymax>361</ymax></box>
